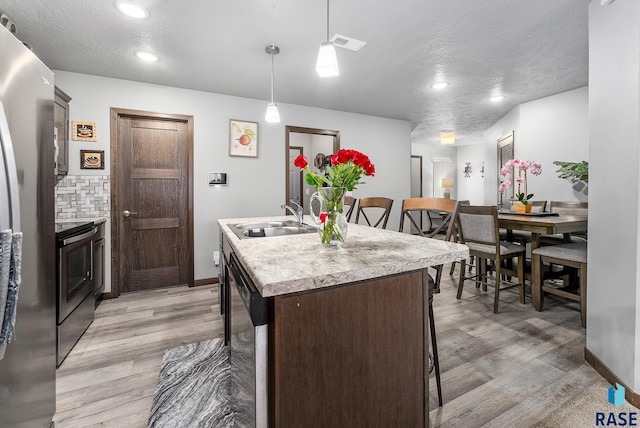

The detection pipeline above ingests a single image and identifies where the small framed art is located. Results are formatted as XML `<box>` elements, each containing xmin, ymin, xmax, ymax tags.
<box><xmin>229</xmin><ymin>119</ymin><xmax>258</xmax><ymax>157</ymax></box>
<box><xmin>80</xmin><ymin>150</ymin><xmax>104</xmax><ymax>169</ymax></box>
<box><xmin>72</xmin><ymin>121</ymin><xmax>97</xmax><ymax>141</ymax></box>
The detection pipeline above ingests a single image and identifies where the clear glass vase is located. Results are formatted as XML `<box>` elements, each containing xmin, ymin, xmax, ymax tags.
<box><xmin>309</xmin><ymin>187</ymin><xmax>348</xmax><ymax>247</ymax></box>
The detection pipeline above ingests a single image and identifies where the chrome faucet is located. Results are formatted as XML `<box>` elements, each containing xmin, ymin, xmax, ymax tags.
<box><xmin>282</xmin><ymin>200</ymin><xmax>304</xmax><ymax>225</ymax></box>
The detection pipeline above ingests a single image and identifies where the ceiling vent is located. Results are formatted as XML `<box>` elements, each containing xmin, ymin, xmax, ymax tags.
<box><xmin>330</xmin><ymin>34</ymin><xmax>366</xmax><ymax>52</ymax></box>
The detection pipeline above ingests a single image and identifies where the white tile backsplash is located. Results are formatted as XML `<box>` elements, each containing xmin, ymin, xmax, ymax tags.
<box><xmin>55</xmin><ymin>175</ymin><xmax>110</xmax><ymax>219</ymax></box>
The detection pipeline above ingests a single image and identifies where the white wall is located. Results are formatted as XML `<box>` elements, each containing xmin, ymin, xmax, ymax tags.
<box><xmin>456</xmin><ymin>144</ymin><xmax>485</xmax><ymax>204</ymax></box>
<box><xmin>588</xmin><ymin>0</ymin><xmax>640</xmax><ymax>392</ymax></box>
<box><xmin>519</xmin><ymin>87</ymin><xmax>589</xmax><ymax>203</ymax></box>
<box><xmin>410</xmin><ymin>144</ymin><xmax>457</xmax><ymax>198</ymax></box>
<box><xmin>483</xmin><ymin>87</ymin><xmax>588</xmax><ymax>205</ymax></box>
<box><xmin>54</xmin><ymin>71</ymin><xmax>411</xmax><ymax>283</ymax></box>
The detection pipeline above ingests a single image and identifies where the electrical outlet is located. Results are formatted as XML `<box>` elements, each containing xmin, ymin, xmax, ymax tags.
<box><xmin>213</xmin><ymin>251</ymin><xmax>220</xmax><ymax>266</ymax></box>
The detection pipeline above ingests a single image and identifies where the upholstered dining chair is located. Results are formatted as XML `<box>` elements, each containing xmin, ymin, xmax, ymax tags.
<box><xmin>532</xmin><ymin>241</ymin><xmax>587</xmax><ymax>327</ymax></box>
<box><xmin>540</xmin><ymin>201</ymin><xmax>588</xmax><ymax>246</ymax></box>
<box><xmin>343</xmin><ymin>196</ymin><xmax>357</xmax><ymax>222</ymax></box>
<box><xmin>454</xmin><ymin>204</ymin><xmax>526</xmax><ymax>314</ymax></box>
<box><xmin>354</xmin><ymin>197</ymin><xmax>393</xmax><ymax>229</ymax></box>
<box><xmin>548</xmin><ymin>201</ymin><xmax>588</xmax><ymax>215</ymax></box>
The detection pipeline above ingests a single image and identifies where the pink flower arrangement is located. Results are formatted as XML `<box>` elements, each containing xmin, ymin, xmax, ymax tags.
<box><xmin>499</xmin><ymin>159</ymin><xmax>542</xmax><ymax>205</ymax></box>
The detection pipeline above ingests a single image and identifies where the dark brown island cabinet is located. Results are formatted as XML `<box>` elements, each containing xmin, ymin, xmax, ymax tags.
<box><xmin>219</xmin><ymin>217</ymin><xmax>468</xmax><ymax>428</ymax></box>
<box><xmin>269</xmin><ymin>270</ymin><xmax>429</xmax><ymax>427</ymax></box>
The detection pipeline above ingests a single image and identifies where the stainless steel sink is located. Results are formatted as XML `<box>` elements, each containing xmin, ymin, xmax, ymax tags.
<box><xmin>230</xmin><ymin>220</ymin><xmax>317</xmax><ymax>239</ymax></box>
<box><xmin>233</xmin><ymin>221</ymin><xmax>292</xmax><ymax>230</ymax></box>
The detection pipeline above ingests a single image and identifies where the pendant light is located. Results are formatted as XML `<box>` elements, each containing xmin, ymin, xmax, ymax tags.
<box><xmin>265</xmin><ymin>44</ymin><xmax>281</xmax><ymax>123</ymax></box>
<box><xmin>315</xmin><ymin>0</ymin><xmax>339</xmax><ymax>77</ymax></box>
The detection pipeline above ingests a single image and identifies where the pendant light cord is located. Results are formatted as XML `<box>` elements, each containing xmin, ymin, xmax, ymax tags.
<box><xmin>326</xmin><ymin>0</ymin><xmax>330</xmax><ymax>42</ymax></box>
<box><xmin>270</xmin><ymin>51</ymin><xmax>275</xmax><ymax>103</ymax></box>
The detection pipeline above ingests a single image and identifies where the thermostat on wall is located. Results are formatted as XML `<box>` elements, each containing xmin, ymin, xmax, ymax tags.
<box><xmin>208</xmin><ymin>172</ymin><xmax>227</xmax><ymax>185</ymax></box>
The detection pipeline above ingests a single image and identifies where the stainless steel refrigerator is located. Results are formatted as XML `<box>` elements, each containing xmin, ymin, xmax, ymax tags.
<box><xmin>0</xmin><ymin>26</ymin><xmax>57</xmax><ymax>427</ymax></box>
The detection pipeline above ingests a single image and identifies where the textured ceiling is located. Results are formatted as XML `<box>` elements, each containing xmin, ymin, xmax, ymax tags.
<box><xmin>0</xmin><ymin>0</ymin><xmax>589</xmax><ymax>145</ymax></box>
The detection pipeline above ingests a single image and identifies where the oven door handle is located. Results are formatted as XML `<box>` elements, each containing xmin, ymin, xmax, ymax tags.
<box><xmin>61</xmin><ymin>227</ymin><xmax>97</xmax><ymax>246</ymax></box>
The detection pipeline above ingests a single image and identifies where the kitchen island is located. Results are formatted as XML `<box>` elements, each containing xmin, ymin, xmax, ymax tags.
<box><xmin>218</xmin><ymin>216</ymin><xmax>468</xmax><ymax>428</ymax></box>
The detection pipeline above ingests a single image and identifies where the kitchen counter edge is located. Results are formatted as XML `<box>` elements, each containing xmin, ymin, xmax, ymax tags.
<box><xmin>219</xmin><ymin>216</ymin><xmax>468</xmax><ymax>298</ymax></box>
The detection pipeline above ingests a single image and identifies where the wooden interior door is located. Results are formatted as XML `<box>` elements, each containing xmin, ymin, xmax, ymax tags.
<box><xmin>498</xmin><ymin>131</ymin><xmax>514</xmax><ymax>208</ymax></box>
<box><xmin>111</xmin><ymin>108</ymin><xmax>193</xmax><ymax>295</ymax></box>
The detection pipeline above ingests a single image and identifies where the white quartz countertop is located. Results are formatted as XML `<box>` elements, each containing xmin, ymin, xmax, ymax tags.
<box><xmin>219</xmin><ymin>216</ymin><xmax>469</xmax><ymax>297</ymax></box>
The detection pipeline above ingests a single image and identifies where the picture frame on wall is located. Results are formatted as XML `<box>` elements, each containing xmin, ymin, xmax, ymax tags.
<box><xmin>80</xmin><ymin>150</ymin><xmax>104</xmax><ymax>169</ymax></box>
<box><xmin>229</xmin><ymin>119</ymin><xmax>258</xmax><ymax>157</ymax></box>
<box><xmin>72</xmin><ymin>121</ymin><xmax>97</xmax><ymax>141</ymax></box>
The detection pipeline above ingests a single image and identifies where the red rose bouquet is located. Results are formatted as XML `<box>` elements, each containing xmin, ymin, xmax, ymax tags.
<box><xmin>293</xmin><ymin>149</ymin><xmax>375</xmax><ymax>245</ymax></box>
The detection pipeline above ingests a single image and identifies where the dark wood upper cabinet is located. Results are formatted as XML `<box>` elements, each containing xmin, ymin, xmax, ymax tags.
<box><xmin>54</xmin><ymin>86</ymin><xmax>71</xmax><ymax>177</ymax></box>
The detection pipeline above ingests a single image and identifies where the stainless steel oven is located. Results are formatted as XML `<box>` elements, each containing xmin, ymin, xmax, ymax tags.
<box><xmin>228</xmin><ymin>252</ymin><xmax>268</xmax><ymax>428</ymax></box>
<box><xmin>55</xmin><ymin>222</ymin><xmax>96</xmax><ymax>366</ymax></box>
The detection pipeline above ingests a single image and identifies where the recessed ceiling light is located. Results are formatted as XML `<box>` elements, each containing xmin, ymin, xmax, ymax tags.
<box><xmin>116</xmin><ymin>0</ymin><xmax>149</xmax><ymax>19</ymax></box>
<box><xmin>135</xmin><ymin>51</ymin><xmax>159</xmax><ymax>62</ymax></box>
<box><xmin>431</xmin><ymin>82</ymin><xmax>449</xmax><ymax>90</ymax></box>
<box><xmin>489</xmin><ymin>95</ymin><xmax>505</xmax><ymax>102</ymax></box>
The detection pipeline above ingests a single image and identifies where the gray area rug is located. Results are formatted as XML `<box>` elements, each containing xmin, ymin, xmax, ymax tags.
<box><xmin>536</xmin><ymin>378</ymin><xmax>639</xmax><ymax>427</ymax></box>
<box><xmin>148</xmin><ymin>338</ymin><xmax>234</xmax><ymax>427</ymax></box>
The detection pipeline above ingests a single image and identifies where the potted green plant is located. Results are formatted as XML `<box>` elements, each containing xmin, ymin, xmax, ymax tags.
<box><xmin>553</xmin><ymin>160</ymin><xmax>588</xmax><ymax>183</ymax></box>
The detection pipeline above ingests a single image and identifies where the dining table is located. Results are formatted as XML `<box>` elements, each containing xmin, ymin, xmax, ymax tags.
<box><xmin>497</xmin><ymin>212</ymin><xmax>588</xmax><ymax>310</ymax></box>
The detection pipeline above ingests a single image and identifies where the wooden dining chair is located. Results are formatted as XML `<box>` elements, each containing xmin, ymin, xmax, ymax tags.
<box><xmin>398</xmin><ymin>197</ymin><xmax>457</xmax><ymax>236</ymax></box>
<box><xmin>398</xmin><ymin>197</ymin><xmax>463</xmax><ymax>408</ymax></box>
<box><xmin>454</xmin><ymin>204</ymin><xmax>526</xmax><ymax>314</ymax></box>
<box><xmin>343</xmin><ymin>196</ymin><xmax>357</xmax><ymax>222</ymax></box>
<box><xmin>426</xmin><ymin>273</ymin><xmax>443</xmax><ymax>407</ymax></box>
<box><xmin>354</xmin><ymin>197</ymin><xmax>393</xmax><ymax>229</ymax></box>
<box><xmin>532</xmin><ymin>241</ymin><xmax>587</xmax><ymax>327</ymax></box>
<box><xmin>399</xmin><ymin>198</ymin><xmax>468</xmax><ymax>288</ymax></box>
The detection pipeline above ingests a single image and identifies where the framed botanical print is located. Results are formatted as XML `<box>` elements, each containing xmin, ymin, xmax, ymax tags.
<box><xmin>229</xmin><ymin>119</ymin><xmax>258</xmax><ymax>157</ymax></box>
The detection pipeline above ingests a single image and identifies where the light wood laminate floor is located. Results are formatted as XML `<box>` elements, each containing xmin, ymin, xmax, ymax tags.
<box><xmin>53</xmin><ymin>265</ymin><xmax>602</xmax><ymax>427</ymax></box>
<box><xmin>53</xmin><ymin>284</ymin><xmax>222</xmax><ymax>427</ymax></box>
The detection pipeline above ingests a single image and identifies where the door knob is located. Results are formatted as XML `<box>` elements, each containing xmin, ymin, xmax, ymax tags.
<box><xmin>122</xmin><ymin>210</ymin><xmax>138</xmax><ymax>218</ymax></box>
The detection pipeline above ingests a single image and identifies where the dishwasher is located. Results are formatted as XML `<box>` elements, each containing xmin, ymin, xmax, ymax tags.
<box><xmin>228</xmin><ymin>252</ymin><xmax>269</xmax><ymax>428</ymax></box>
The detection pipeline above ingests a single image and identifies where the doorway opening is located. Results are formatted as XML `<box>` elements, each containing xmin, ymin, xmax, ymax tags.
<box><xmin>285</xmin><ymin>126</ymin><xmax>339</xmax><ymax>215</ymax></box>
